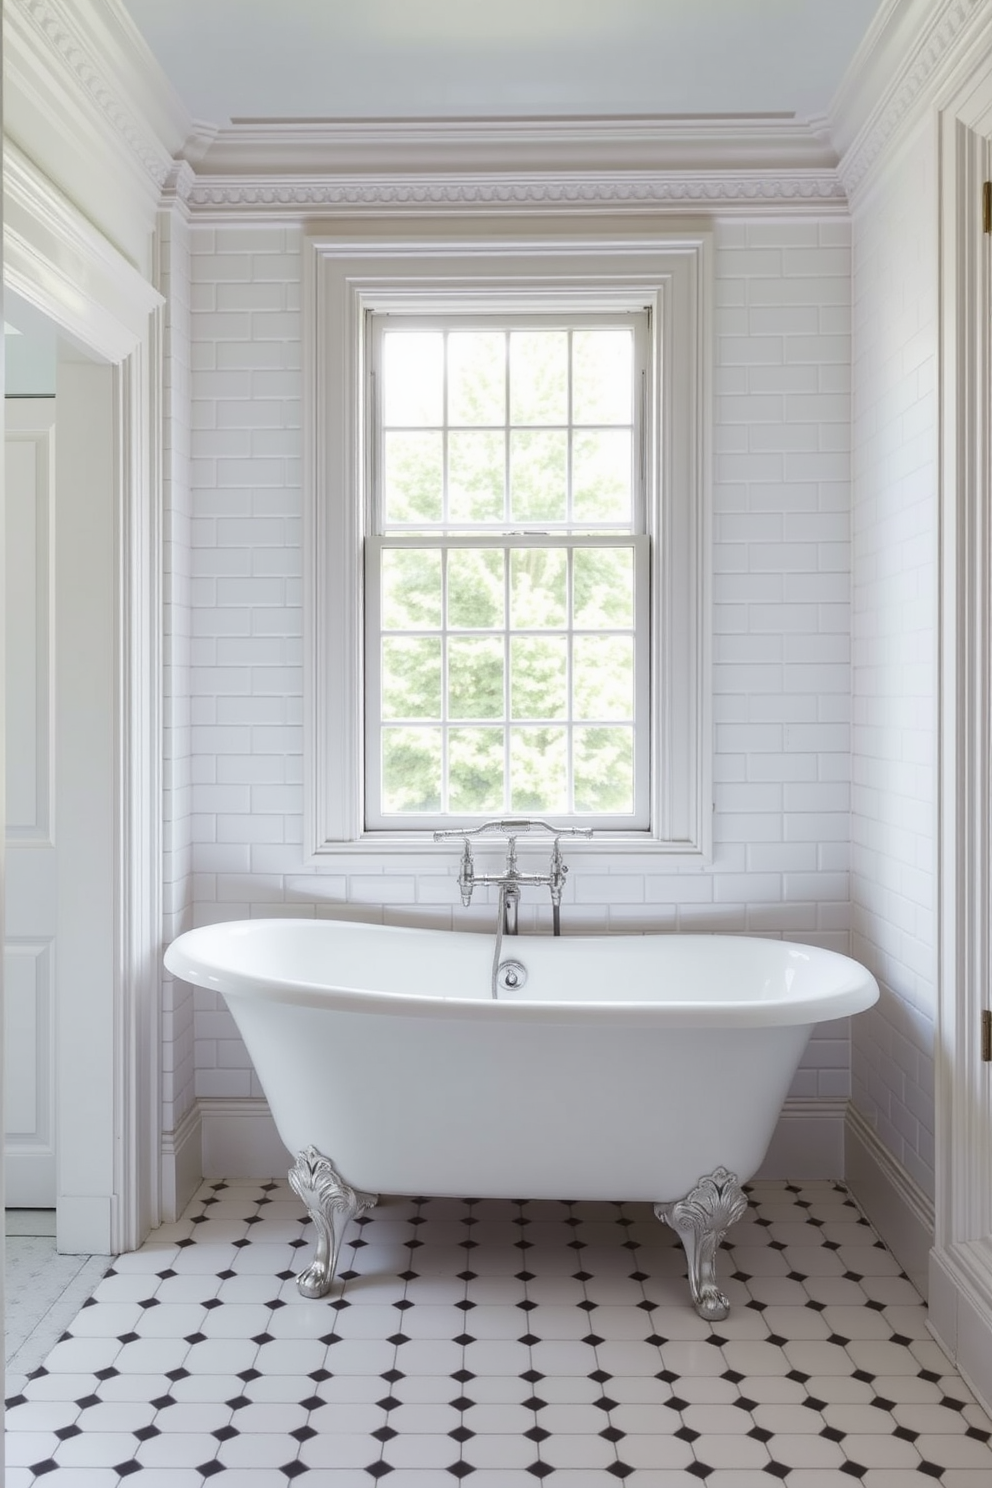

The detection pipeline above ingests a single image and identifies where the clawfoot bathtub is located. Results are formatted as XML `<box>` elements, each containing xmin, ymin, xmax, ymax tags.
<box><xmin>165</xmin><ymin>919</ymin><xmax>878</xmax><ymax>1319</ymax></box>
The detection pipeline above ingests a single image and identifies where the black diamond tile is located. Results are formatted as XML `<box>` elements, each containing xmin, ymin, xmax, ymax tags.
<box><xmin>582</xmin><ymin>1332</ymin><xmax>605</xmax><ymax>1347</ymax></box>
<box><xmin>519</xmin><ymin>1299</ymin><xmax>539</xmax><ymax>1312</ymax></box>
<box><xmin>893</xmin><ymin>1425</ymin><xmax>917</xmax><ymax>1442</ymax></box>
<box><xmin>720</xmin><ymin>1369</ymin><xmax>744</xmax><ymax>1384</ymax></box>
<box><xmin>94</xmin><ymin>1367</ymin><xmax>120</xmax><ymax>1381</ymax></box>
<box><xmin>449</xmin><ymin>1425</ymin><xmax>475</xmax><ymax>1443</ymax></box>
<box><xmin>644</xmin><ymin>1333</ymin><xmax>666</xmax><ymax>1347</ymax></box>
<box><xmin>238</xmin><ymin>1369</ymin><xmax>262</xmax><ymax>1383</ymax></box>
<box><xmin>282</xmin><ymin>1463</ymin><xmax>308</xmax><ymax>1480</ymax></box>
<box><xmin>29</xmin><ymin>1463</ymin><xmax>59</xmax><ymax>1477</ymax></box>
<box><xmin>447</xmin><ymin>1463</ymin><xmax>474</xmax><ymax>1479</ymax></box>
<box><xmin>310</xmin><ymin>1368</ymin><xmax>334</xmax><ymax>1383</ymax></box>
<box><xmin>137</xmin><ymin>1297</ymin><xmax>160</xmax><ymax>1310</ymax></box>
<box><xmin>134</xmin><ymin>1425</ymin><xmax>161</xmax><ymax>1443</ymax></box>
<box><xmin>605</xmin><ymin>1466</ymin><xmax>634</xmax><ymax>1480</ymax></box>
<box><xmin>167</xmin><ymin>1368</ymin><xmax>191</xmax><ymax>1382</ymax></box>
<box><xmin>735</xmin><ymin>1396</ymin><xmax>758</xmax><ymax>1412</ymax></box>
<box><xmin>839</xmin><ymin>1465</ymin><xmax>867</xmax><ymax>1479</ymax></box>
<box><xmin>74</xmin><ymin>1394</ymin><xmax>102</xmax><ymax>1410</ymax></box>
<box><xmin>629</xmin><ymin>1270</ymin><xmax>649</xmax><ymax>1282</ymax></box>
<box><xmin>372</xmin><ymin>1426</ymin><xmax>398</xmax><ymax>1443</ymax></box>
<box><xmin>675</xmin><ymin>1426</ymin><xmax>700</xmax><ymax>1443</ymax></box>
<box><xmin>820</xmin><ymin>1425</ymin><xmax>845</xmax><ymax>1442</ymax></box>
<box><xmin>367</xmin><ymin>1462</ymin><xmax>394</xmax><ymax>1479</ymax></box>
<box><xmin>919</xmin><ymin>1463</ymin><xmax>945</xmax><ymax>1478</ymax></box>
<box><xmin>764</xmin><ymin>1463</ymin><xmax>790</xmax><ymax>1479</ymax></box>
<box><xmin>966</xmin><ymin>1426</ymin><xmax>992</xmax><ymax>1442</ymax></box>
<box><xmin>267</xmin><ymin>1297</ymin><xmax>287</xmax><ymax>1311</ymax></box>
<box><xmin>453</xmin><ymin>1333</ymin><xmax>476</xmax><ymax>1347</ymax></box>
<box><xmin>519</xmin><ymin>1333</ymin><xmax>540</xmax><ymax>1346</ymax></box>
<box><xmin>686</xmin><ymin>1465</ymin><xmax>713</xmax><ymax>1480</ymax></box>
<box><xmin>452</xmin><ymin>1369</ymin><xmax>475</xmax><ymax>1384</ymax></box>
<box><xmin>766</xmin><ymin>1333</ymin><xmax>788</xmax><ymax>1347</ymax></box>
<box><xmin>450</xmin><ymin>1396</ymin><xmax>475</xmax><ymax>1412</ymax></box>
<box><xmin>318</xmin><ymin>1331</ymin><xmax>338</xmax><ymax>1344</ymax></box>
<box><xmin>525</xmin><ymin>1465</ymin><xmax>554</xmax><ymax>1479</ymax></box>
<box><xmin>524</xmin><ymin>1426</ymin><xmax>550</xmax><ymax>1442</ymax></box>
<box><xmin>521</xmin><ymin>1370</ymin><xmax>544</xmax><ymax>1383</ymax></box>
<box><xmin>299</xmin><ymin>1395</ymin><xmax>323</xmax><ymax>1411</ymax></box>
<box><xmin>251</xmin><ymin>1331</ymin><xmax>275</xmax><ymax>1344</ymax></box>
<box><xmin>184</xmin><ymin>1332</ymin><xmax>207</xmax><ymax>1345</ymax></box>
<box><xmin>668</xmin><ymin>1396</ymin><xmax>690</xmax><ymax>1411</ymax></box>
<box><xmin>212</xmin><ymin>1425</ymin><xmax>239</xmax><ymax>1443</ymax></box>
<box><xmin>522</xmin><ymin>1396</ymin><xmax>548</xmax><ymax>1412</ymax></box>
<box><xmin>600</xmin><ymin>1425</ymin><xmax>625</xmax><ymax>1442</ymax></box>
<box><xmin>786</xmin><ymin>1370</ymin><xmax>810</xmax><ymax>1384</ymax></box>
<box><xmin>157</xmin><ymin>1268</ymin><xmax>178</xmax><ymax>1279</ymax></box>
<box><xmin>594</xmin><ymin>1395</ymin><xmax>620</xmax><ymax>1412</ymax></box>
<box><xmin>590</xmin><ymin>1369</ymin><xmax>612</xmax><ymax>1383</ymax></box>
<box><xmin>116</xmin><ymin>1462</ymin><xmax>143</xmax><ymax>1478</ymax></box>
<box><xmin>226</xmin><ymin>1395</ymin><xmax>252</xmax><ymax>1411</ymax></box>
<box><xmin>54</xmin><ymin>1425</ymin><xmax>82</xmax><ymax>1442</ymax></box>
<box><xmin>827</xmin><ymin>1333</ymin><xmax>851</xmax><ymax>1347</ymax></box>
<box><xmin>851</xmin><ymin>1370</ymin><xmax>875</xmax><ymax>1384</ymax></box>
<box><xmin>5</xmin><ymin>1395</ymin><xmax>27</xmax><ymax>1409</ymax></box>
<box><xmin>201</xmin><ymin>1298</ymin><xmax>223</xmax><ymax>1310</ymax></box>
<box><xmin>377</xmin><ymin>1396</ymin><xmax>402</xmax><ymax>1411</ymax></box>
<box><xmin>455</xmin><ymin>1299</ymin><xmax>476</xmax><ymax>1312</ymax></box>
<box><xmin>748</xmin><ymin>1427</ymin><xmax>773</xmax><ymax>1443</ymax></box>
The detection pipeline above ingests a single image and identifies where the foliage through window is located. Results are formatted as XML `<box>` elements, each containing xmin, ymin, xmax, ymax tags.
<box><xmin>365</xmin><ymin>315</ymin><xmax>650</xmax><ymax>829</ymax></box>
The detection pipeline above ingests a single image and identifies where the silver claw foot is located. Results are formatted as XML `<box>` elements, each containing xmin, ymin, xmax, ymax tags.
<box><xmin>655</xmin><ymin>1167</ymin><xmax>748</xmax><ymax>1321</ymax></box>
<box><xmin>288</xmin><ymin>1146</ymin><xmax>378</xmax><ymax>1298</ymax></box>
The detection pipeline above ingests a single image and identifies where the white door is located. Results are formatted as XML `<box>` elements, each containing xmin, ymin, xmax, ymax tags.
<box><xmin>4</xmin><ymin>398</ymin><xmax>57</xmax><ymax>1206</ymax></box>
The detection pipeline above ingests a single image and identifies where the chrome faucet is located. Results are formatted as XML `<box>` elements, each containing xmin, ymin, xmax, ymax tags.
<box><xmin>433</xmin><ymin>818</ymin><xmax>593</xmax><ymax>936</ymax></box>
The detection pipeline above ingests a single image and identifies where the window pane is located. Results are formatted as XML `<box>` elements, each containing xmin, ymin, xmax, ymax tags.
<box><xmin>573</xmin><ymin>635</ymin><xmax>634</xmax><ymax>720</ymax></box>
<box><xmin>573</xmin><ymin>547</ymin><xmax>634</xmax><ymax>628</ymax></box>
<box><xmin>510</xmin><ymin>548</ymin><xmax>567</xmax><ymax>629</ymax></box>
<box><xmin>510</xmin><ymin>727</ymin><xmax>567</xmax><ymax>813</ymax></box>
<box><xmin>510</xmin><ymin>636</ymin><xmax>568</xmax><ymax>719</ymax></box>
<box><xmin>381</xmin><ymin>637</ymin><xmax>442</xmax><ymax>720</ymax></box>
<box><xmin>572</xmin><ymin>329</ymin><xmax>634</xmax><ymax>425</ymax></box>
<box><xmin>510</xmin><ymin>430</ymin><xmax>567</xmax><ymax>523</ymax></box>
<box><xmin>449</xmin><ymin>431</ymin><xmax>505</xmax><ymax>524</ymax></box>
<box><xmin>383</xmin><ymin>331</ymin><xmax>443</xmax><ymax>426</ymax></box>
<box><xmin>449</xmin><ymin>728</ymin><xmax>505</xmax><ymax>812</ymax></box>
<box><xmin>384</xmin><ymin>432</ymin><xmax>443</xmax><ymax>523</ymax></box>
<box><xmin>448</xmin><ymin>331</ymin><xmax>506</xmax><ymax>426</ymax></box>
<box><xmin>449</xmin><ymin>637</ymin><xmax>504</xmax><ymax>719</ymax></box>
<box><xmin>381</xmin><ymin>549</ymin><xmax>442</xmax><ymax>630</ymax></box>
<box><xmin>448</xmin><ymin>548</ymin><xmax>504</xmax><ymax>630</ymax></box>
<box><xmin>509</xmin><ymin>330</ymin><xmax>568</xmax><ymax>424</ymax></box>
<box><xmin>572</xmin><ymin>430</ymin><xmax>632</xmax><ymax>524</ymax></box>
<box><xmin>574</xmin><ymin>727</ymin><xmax>634</xmax><ymax>813</ymax></box>
<box><xmin>381</xmin><ymin>727</ymin><xmax>442</xmax><ymax>813</ymax></box>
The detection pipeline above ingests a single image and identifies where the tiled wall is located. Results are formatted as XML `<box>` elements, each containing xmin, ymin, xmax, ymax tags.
<box><xmin>159</xmin><ymin>201</ymin><xmax>196</xmax><ymax>1134</ymax></box>
<box><xmin>850</xmin><ymin>119</ymin><xmax>938</xmax><ymax>1200</ymax></box>
<box><xmin>186</xmin><ymin>217</ymin><xmax>853</xmax><ymax>1107</ymax></box>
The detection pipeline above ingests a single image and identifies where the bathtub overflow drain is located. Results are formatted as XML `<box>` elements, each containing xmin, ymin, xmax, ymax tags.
<box><xmin>497</xmin><ymin>959</ymin><xmax>527</xmax><ymax>992</ymax></box>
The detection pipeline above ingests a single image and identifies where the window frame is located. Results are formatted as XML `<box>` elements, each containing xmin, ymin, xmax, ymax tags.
<box><xmin>303</xmin><ymin>229</ymin><xmax>712</xmax><ymax>860</ymax></box>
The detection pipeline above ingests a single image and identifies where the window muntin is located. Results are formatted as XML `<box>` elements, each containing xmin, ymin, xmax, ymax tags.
<box><xmin>365</xmin><ymin>313</ymin><xmax>650</xmax><ymax>829</ymax></box>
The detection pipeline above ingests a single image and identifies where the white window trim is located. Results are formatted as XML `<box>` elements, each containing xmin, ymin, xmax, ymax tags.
<box><xmin>302</xmin><ymin>228</ymin><xmax>712</xmax><ymax>861</ymax></box>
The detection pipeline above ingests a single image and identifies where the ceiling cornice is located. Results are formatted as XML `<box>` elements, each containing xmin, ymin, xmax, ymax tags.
<box><xmin>827</xmin><ymin>0</ymin><xmax>990</xmax><ymax>203</ymax></box>
<box><xmin>7</xmin><ymin>0</ymin><xmax>190</xmax><ymax>188</ymax></box>
<box><xmin>180</xmin><ymin>168</ymin><xmax>847</xmax><ymax>220</ymax></box>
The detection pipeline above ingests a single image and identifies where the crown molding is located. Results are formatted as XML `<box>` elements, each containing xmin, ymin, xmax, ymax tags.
<box><xmin>827</xmin><ymin>0</ymin><xmax>990</xmax><ymax>204</ymax></box>
<box><xmin>181</xmin><ymin>169</ymin><xmax>846</xmax><ymax>220</ymax></box>
<box><xmin>4</xmin><ymin>0</ymin><xmax>190</xmax><ymax>258</ymax></box>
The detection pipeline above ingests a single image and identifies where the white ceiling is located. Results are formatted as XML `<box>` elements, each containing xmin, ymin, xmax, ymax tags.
<box><xmin>121</xmin><ymin>0</ymin><xmax>883</xmax><ymax>127</ymax></box>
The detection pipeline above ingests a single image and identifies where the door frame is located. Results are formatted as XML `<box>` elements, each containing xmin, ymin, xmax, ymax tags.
<box><xmin>3</xmin><ymin>139</ymin><xmax>164</xmax><ymax>1252</ymax></box>
<box><xmin>933</xmin><ymin>62</ymin><xmax>992</xmax><ymax>1396</ymax></box>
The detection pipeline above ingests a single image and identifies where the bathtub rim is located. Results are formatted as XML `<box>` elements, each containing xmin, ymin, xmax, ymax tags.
<box><xmin>164</xmin><ymin>917</ymin><xmax>880</xmax><ymax>1029</ymax></box>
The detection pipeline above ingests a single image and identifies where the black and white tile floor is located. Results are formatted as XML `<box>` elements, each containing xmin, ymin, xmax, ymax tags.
<box><xmin>6</xmin><ymin>1178</ymin><xmax>992</xmax><ymax>1486</ymax></box>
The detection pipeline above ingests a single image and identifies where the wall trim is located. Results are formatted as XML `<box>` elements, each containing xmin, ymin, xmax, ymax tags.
<box><xmin>832</xmin><ymin>0</ymin><xmax>992</xmax><ymax>206</ymax></box>
<box><xmin>160</xmin><ymin>1102</ymin><xmax>202</xmax><ymax>1224</ymax></box>
<box><xmin>845</xmin><ymin>1104</ymin><xmax>934</xmax><ymax>1298</ymax></box>
<box><xmin>182</xmin><ymin>170</ymin><xmax>847</xmax><ymax>220</ymax></box>
<box><xmin>198</xmin><ymin>1095</ymin><xmax>849</xmax><ymax>1187</ymax></box>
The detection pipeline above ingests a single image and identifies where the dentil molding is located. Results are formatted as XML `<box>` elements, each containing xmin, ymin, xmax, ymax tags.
<box><xmin>181</xmin><ymin>171</ymin><xmax>847</xmax><ymax>218</ymax></box>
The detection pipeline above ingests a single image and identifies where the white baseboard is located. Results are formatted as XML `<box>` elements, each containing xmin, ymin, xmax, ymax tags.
<box><xmin>845</xmin><ymin>1104</ymin><xmax>934</xmax><ymax>1298</ymax></box>
<box><xmin>199</xmin><ymin>1097</ymin><xmax>289</xmax><ymax>1179</ymax></box>
<box><xmin>194</xmin><ymin>1095</ymin><xmax>848</xmax><ymax>1188</ymax></box>
<box><xmin>160</xmin><ymin>1103</ymin><xmax>203</xmax><ymax>1223</ymax></box>
<box><xmin>929</xmin><ymin>1242</ymin><xmax>992</xmax><ymax>1418</ymax></box>
<box><xmin>757</xmin><ymin>1098</ymin><xmax>847</xmax><ymax>1180</ymax></box>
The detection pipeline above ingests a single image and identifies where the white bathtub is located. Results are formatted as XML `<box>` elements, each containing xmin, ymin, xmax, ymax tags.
<box><xmin>165</xmin><ymin>918</ymin><xmax>877</xmax><ymax>1317</ymax></box>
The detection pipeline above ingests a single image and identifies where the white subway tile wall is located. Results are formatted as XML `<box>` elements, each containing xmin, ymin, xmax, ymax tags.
<box><xmin>186</xmin><ymin>220</ymin><xmax>854</xmax><ymax>1107</ymax></box>
<box><xmin>850</xmin><ymin>120</ymin><xmax>938</xmax><ymax>1200</ymax></box>
<box><xmin>160</xmin><ymin>201</ymin><xmax>196</xmax><ymax>1134</ymax></box>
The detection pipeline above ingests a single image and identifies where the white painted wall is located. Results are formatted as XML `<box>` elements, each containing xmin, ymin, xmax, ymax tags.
<box><xmin>183</xmin><ymin>217</ymin><xmax>855</xmax><ymax>1117</ymax></box>
<box><xmin>850</xmin><ymin>117</ymin><xmax>938</xmax><ymax>1202</ymax></box>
